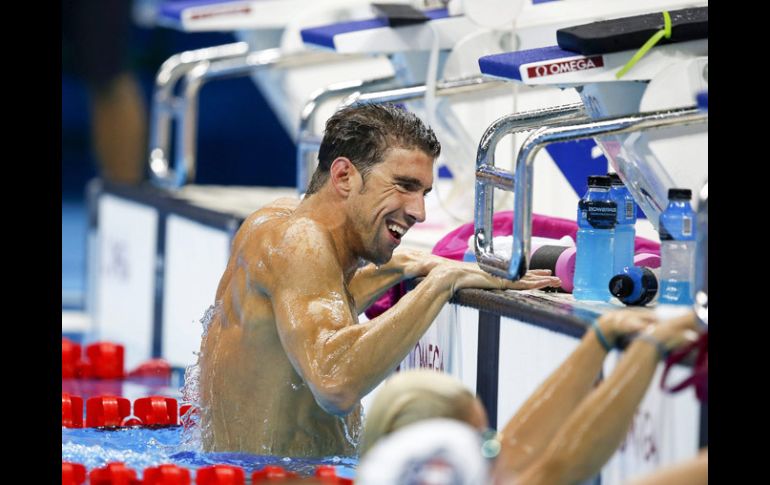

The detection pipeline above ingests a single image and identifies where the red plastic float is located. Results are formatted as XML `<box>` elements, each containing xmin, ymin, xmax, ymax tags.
<box><xmin>62</xmin><ymin>338</ymin><xmax>81</xmax><ymax>378</ymax></box>
<box><xmin>142</xmin><ymin>464</ymin><xmax>191</xmax><ymax>485</ymax></box>
<box><xmin>90</xmin><ymin>462</ymin><xmax>140</xmax><ymax>485</ymax></box>
<box><xmin>195</xmin><ymin>465</ymin><xmax>245</xmax><ymax>485</ymax></box>
<box><xmin>315</xmin><ymin>465</ymin><xmax>353</xmax><ymax>484</ymax></box>
<box><xmin>86</xmin><ymin>342</ymin><xmax>125</xmax><ymax>379</ymax></box>
<box><xmin>62</xmin><ymin>462</ymin><xmax>86</xmax><ymax>485</ymax></box>
<box><xmin>86</xmin><ymin>395</ymin><xmax>132</xmax><ymax>427</ymax></box>
<box><xmin>134</xmin><ymin>396</ymin><xmax>178</xmax><ymax>426</ymax></box>
<box><xmin>251</xmin><ymin>465</ymin><xmax>298</xmax><ymax>481</ymax></box>
<box><xmin>62</xmin><ymin>393</ymin><xmax>84</xmax><ymax>428</ymax></box>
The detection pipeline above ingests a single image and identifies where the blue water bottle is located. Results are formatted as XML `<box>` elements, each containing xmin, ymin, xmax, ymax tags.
<box><xmin>658</xmin><ymin>188</ymin><xmax>697</xmax><ymax>305</ymax></box>
<box><xmin>609</xmin><ymin>266</ymin><xmax>658</xmax><ymax>306</ymax></box>
<box><xmin>573</xmin><ymin>176</ymin><xmax>617</xmax><ymax>302</ymax></box>
<box><xmin>608</xmin><ymin>173</ymin><xmax>637</xmax><ymax>274</ymax></box>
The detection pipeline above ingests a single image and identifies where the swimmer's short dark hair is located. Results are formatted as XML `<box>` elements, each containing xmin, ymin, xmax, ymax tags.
<box><xmin>305</xmin><ymin>104</ymin><xmax>441</xmax><ymax>195</ymax></box>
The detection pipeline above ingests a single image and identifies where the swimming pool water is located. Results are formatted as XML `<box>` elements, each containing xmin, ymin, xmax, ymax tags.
<box><xmin>62</xmin><ymin>378</ymin><xmax>358</xmax><ymax>479</ymax></box>
<box><xmin>62</xmin><ymin>426</ymin><xmax>357</xmax><ymax>478</ymax></box>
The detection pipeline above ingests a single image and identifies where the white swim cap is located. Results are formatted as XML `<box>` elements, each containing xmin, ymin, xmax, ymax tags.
<box><xmin>356</xmin><ymin>418</ymin><xmax>490</xmax><ymax>485</ymax></box>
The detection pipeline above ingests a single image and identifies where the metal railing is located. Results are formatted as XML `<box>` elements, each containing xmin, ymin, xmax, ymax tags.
<box><xmin>147</xmin><ymin>44</ymin><xmax>359</xmax><ymax>188</ymax></box>
<box><xmin>475</xmin><ymin>106</ymin><xmax>708</xmax><ymax>280</ymax></box>
<box><xmin>473</xmin><ymin>103</ymin><xmax>588</xmax><ymax>278</ymax></box>
<box><xmin>295</xmin><ymin>75</ymin><xmax>509</xmax><ymax>194</ymax></box>
<box><xmin>341</xmin><ymin>75</ymin><xmax>507</xmax><ymax>107</ymax></box>
<box><xmin>148</xmin><ymin>42</ymin><xmax>250</xmax><ymax>187</ymax></box>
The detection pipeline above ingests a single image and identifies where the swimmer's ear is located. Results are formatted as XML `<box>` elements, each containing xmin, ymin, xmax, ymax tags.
<box><xmin>329</xmin><ymin>157</ymin><xmax>359</xmax><ymax>198</ymax></box>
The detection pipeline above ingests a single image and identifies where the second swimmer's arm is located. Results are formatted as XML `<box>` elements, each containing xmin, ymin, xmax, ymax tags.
<box><xmin>509</xmin><ymin>313</ymin><xmax>700</xmax><ymax>485</ymax></box>
<box><xmin>494</xmin><ymin>309</ymin><xmax>657</xmax><ymax>476</ymax></box>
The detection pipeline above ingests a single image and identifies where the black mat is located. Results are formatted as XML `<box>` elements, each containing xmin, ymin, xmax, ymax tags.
<box><xmin>557</xmin><ymin>7</ymin><xmax>708</xmax><ymax>55</ymax></box>
<box><xmin>371</xmin><ymin>3</ymin><xmax>431</xmax><ymax>27</ymax></box>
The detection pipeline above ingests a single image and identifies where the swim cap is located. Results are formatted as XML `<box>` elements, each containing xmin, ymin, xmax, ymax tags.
<box><xmin>357</xmin><ymin>418</ymin><xmax>490</xmax><ymax>484</ymax></box>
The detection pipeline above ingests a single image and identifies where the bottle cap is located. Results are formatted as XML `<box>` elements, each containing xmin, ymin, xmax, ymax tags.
<box><xmin>609</xmin><ymin>267</ymin><xmax>658</xmax><ymax>305</ymax></box>
<box><xmin>668</xmin><ymin>188</ymin><xmax>692</xmax><ymax>200</ymax></box>
<box><xmin>607</xmin><ymin>173</ymin><xmax>624</xmax><ymax>186</ymax></box>
<box><xmin>609</xmin><ymin>274</ymin><xmax>634</xmax><ymax>298</ymax></box>
<box><xmin>587</xmin><ymin>175</ymin><xmax>611</xmax><ymax>187</ymax></box>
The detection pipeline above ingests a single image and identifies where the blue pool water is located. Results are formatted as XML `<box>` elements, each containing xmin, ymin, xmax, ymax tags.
<box><xmin>62</xmin><ymin>426</ymin><xmax>357</xmax><ymax>478</ymax></box>
<box><xmin>61</xmin><ymin>378</ymin><xmax>358</xmax><ymax>479</ymax></box>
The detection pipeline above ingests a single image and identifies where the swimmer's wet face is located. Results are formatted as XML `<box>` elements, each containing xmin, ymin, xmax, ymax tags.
<box><xmin>350</xmin><ymin>147</ymin><xmax>434</xmax><ymax>265</ymax></box>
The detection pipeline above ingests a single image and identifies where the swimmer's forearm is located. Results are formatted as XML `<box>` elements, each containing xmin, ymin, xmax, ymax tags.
<box><xmin>496</xmin><ymin>327</ymin><xmax>608</xmax><ymax>475</ymax></box>
<box><xmin>348</xmin><ymin>264</ymin><xmax>406</xmax><ymax>314</ymax></box>
<box><xmin>513</xmin><ymin>341</ymin><xmax>660</xmax><ymax>485</ymax></box>
<box><xmin>348</xmin><ymin>251</ymin><xmax>442</xmax><ymax>313</ymax></box>
<box><xmin>318</xmin><ymin>272</ymin><xmax>453</xmax><ymax>404</ymax></box>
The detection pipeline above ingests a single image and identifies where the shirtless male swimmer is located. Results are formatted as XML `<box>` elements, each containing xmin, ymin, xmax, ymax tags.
<box><xmin>197</xmin><ymin>104</ymin><xmax>561</xmax><ymax>457</ymax></box>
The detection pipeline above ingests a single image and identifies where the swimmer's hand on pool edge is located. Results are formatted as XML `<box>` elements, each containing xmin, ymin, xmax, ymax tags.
<box><xmin>389</xmin><ymin>250</ymin><xmax>561</xmax><ymax>292</ymax></box>
<box><xmin>427</xmin><ymin>262</ymin><xmax>561</xmax><ymax>295</ymax></box>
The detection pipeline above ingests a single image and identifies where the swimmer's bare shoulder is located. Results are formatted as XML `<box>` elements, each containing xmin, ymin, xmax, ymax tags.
<box><xmin>215</xmin><ymin>198</ymin><xmax>301</xmax><ymax>299</ymax></box>
<box><xmin>263</xmin><ymin>213</ymin><xmax>341</xmax><ymax>286</ymax></box>
<box><xmin>233</xmin><ymin>198</ymin><xmax>300</xmax><ymax>252</ymax></box>
<box><xmin>232</xmin><ymin>199</ymin><xmax>340</xmax><ymax>292</ymax></box>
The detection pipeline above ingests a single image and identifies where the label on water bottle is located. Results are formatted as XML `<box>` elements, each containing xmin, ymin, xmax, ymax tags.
<box><xmin>580</xmin><ymin>200</ymin><xmax>617</xmax><ymax>229</ymax></box>
<box><xmin>626</xmin><ymin>200</ymin><xmax>634</xmax><ymax>220</ymax></box>
<box><xmin>659</xmin><ymin>220</ymin><xmax>693</xmax><ymax>240</ymax></box>
<box><xmin>682</xmin><ymin>216</ymin><xmax>693</xmax><ymax>237</ymax></box>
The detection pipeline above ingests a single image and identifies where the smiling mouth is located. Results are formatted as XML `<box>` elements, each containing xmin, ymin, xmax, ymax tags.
<box><xmin>386</xmin><ymin>221</ymin><xmax>406</xmax><ymax>241</ymax></box>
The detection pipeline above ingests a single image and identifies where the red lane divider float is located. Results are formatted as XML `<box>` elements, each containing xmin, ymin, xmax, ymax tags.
<box><xmin>143</xmin><ymin>464</ymin><xmax>191</xmax><ymax>485</ymax></box>
<box><xmin>86</xmin><ymin>395</ymin><xmax>132</xmax><ymax>428</ymax></box>
<box><xmin>62</xmin><ymin>393</ymin><xmax>84</xmax><ymax>428</ymax></box>
<box><xmin>134</xmin><ymin>396</ymin><xmax>179</xmax><ymax>426</ymax></box>
<box><xmin>62</xmin><ymin>462</ymin><xmax>86</xmax><ymax>485</ymax></box>
<box><xmin>64</xmin><ymin>463</ymin><xmax>350</xmax><ymax>484</ymax></box>
<box><xmin>196</xmin><ymin>465</ymin><xmax>245</xmax><ymax>485</ymax></box>
<box><xmin>315</xmin><ymin>465</ymin><xmax>353</xmax><ymax>484</ymax></box>
<box><xmin>128</xmin><ymin>358</ymin><xmax>173</xmax><ymax>379</ymax></box>
<box><xmin>252</xmin><ymin>465</ymin><xmax>298</xmax><ymax>481</ymax></box>
<box><xmin>62</xmin><ymin>338</ymin><xmax>81</xmax><ymax>378</ymax></box>
<box><xmin>87</xmin><ymin>342</ymin><xmax>125</xmax><ymax>379</ymax></box>
<box><xmin>90</xmin><ymin>462</ymin><xmax>141</xmax><ymax>485</ymax></box>
<box><xmin>68</xmin><ymin>396</ymin><xmax>184</xmax><ymax>428</ymax></box>
<box><xmin>62</xmin><ymin>339</ymin><xmax>173</xmax><ymax>381</ymax></box>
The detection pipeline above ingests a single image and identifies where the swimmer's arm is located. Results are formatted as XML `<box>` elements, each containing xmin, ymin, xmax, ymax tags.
<box><xmin>270</xmin><ymin>235</ymin><xmax>559</xmax><ymax>415</ymax></box>
<box><xmin>348</xmin><ymin>250</ymin><xmax>450</xmax><ymax>314</ymax></box>
<box><xmin>624</xmin><ymin>448</ymin><xmax>707</xmax><ymax>485</ymax></box>
<box><xmin>494</xmin><ymin>309</ymin><xmax>657</xmax><ymax>476</ymax></box>
<box><xmin>503</xmin><ymin>314</ymin><xmax>699</xmax><ymax>485</ymax></box>
<box><xmin>271</xmin><ymin>264</ymin><xmax>454</xmax><ymax>415</ymax></box>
